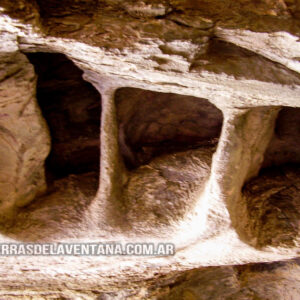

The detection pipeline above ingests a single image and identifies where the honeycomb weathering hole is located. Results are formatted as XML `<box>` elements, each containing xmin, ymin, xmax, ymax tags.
<box><xmin>115</xmin><ymin>88</ymin><xmax>223</xmax><ymax>229</ymax></box>
<box><xmin>263</xmin><ymin>107</ymin><xmax>300</xmax><ymax>168</ymax></box>
<box><xmin>115</xmin><ymin>88</ymin><xmax>223</xmax><ymax>169</ymax></box>
<box><xmin>243</xmin><ymin>107</ymin><xmax>300</xmax><ymax>248</ymax></box>
<box><xmin>26</xmin><ymin>52</ymin><xmax>101</xmax><ymax>184</ymax></box>
<box><xmin>5</xmin><ymin>52</ymin><xmax>103</xmax><ymax>240</ymax></box>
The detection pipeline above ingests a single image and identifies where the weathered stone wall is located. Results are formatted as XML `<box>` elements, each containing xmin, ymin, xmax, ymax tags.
<box><xmin>0</xmin><ymin>50</ymin><xmax>50</xmax><ymax>215</ymax></box>
<box><xmin>0</xmin><ymin>0</ymin><xmax>299</xmax><ymax>298</ymax></box>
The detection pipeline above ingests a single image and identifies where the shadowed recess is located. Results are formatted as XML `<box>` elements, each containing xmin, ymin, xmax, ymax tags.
<box><xmin>115</xmin><ymin>87</ymin><xmax>223</xmax><ymax>169</ymax></box>
<box><xmin>35</xmin><ymin>0</ymin><xmax>98</xmax><ymax>18</ymax></box>
<box><xmin>263</xmin><ymin>107</ymin><xmax>300</xmax><ymax>168</ymax></box>
<box><xmin>243</xmin><ymin>107</ymin><xmax>300</xmax><ymax>248</ymax></box>
<box><xmin>26</xmin><ymin>52</ymin><xmax>101</xmax><ymax>183</ymax></box>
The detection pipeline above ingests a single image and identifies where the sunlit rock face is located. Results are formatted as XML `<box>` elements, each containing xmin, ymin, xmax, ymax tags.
<box><xmin>0</xmin><ymin>0</ymin><xmax>300</xmax><ymax>298</ymax></box>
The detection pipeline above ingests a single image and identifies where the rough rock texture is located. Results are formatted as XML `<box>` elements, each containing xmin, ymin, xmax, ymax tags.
<box><xmin>116</xmin><ymin>88</ymin><xmax>222</xmax><ymax>168</ymax></box>
<box><xmin>5</xmin><ymin>172</ymin><xmax>99</xmax><ymax>242</ymax></box>
<box><xmin>0</xmin><ymin>51</ymin><xmax>50</xmax><ymax>215</ymax></box>
<box><xmin>0</xmin><ymin>258</ymin><xmax>300</xmax><ymax>299</ymax></box>
<box><xmin>243</xmin><ymin>165</ymin><xmax>300</xmax><ymax>248</ymax></box>
<box><xmin>124</xmin><ymin>147</ymin><xmax>214</xmax><ymax>231</ymax></box>
<box><xmin>0</xmin><ymin>0</ymin><xmax>300</xmax><ymax>298</ymax></box>
<box><xmin>149</xmin><ymin>258</ymin><xmax>300</xmax><ymax>300</ymax></box>
<box><xmin>242</xmin><ymin>106</ymin><xmax>300</xmax><ymax>248</ymax></box>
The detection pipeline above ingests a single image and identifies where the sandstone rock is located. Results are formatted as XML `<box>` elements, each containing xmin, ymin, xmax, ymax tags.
<box><xmin>115</xmin><ymin>88</ymin><xmax>222</xmax><ymax>168</ymax></box>
<box><xmin>0</xmin><ymin>0</ymin><xmax>299</xmax><ymax>297</ymax></box>
<box><xmin>242</xmin><ymin>106</ymin><xmax>300</xmax><ymax>248</ymax></box>
<box><xmin>124</xmin><ymin>147</ymin><xmax>214</xmax><ymax>232</ymax></box>
<box><xmin>0</xmin><ymin>51</ymin><xmax>50</xmax><ymax>216</ymax></box>
<box><xmin>148</xmin><ymin>258</ymin><xmax>300</xmax><ymax>300</ymax></box>
<box><xmin>243</xmin><ymin>165</ymin><xmax>300</xmax><ymax>248</ymax></box>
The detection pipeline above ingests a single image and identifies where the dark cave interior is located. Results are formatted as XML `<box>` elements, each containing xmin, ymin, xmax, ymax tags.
<box><xmin>115</xmin><ymin>87</ymin><xmax>223</xmax><ymax>169</ymax></box>
<box><xmin>26</xmin><ymin>52</ymin><xmax>101</xmax><ymax>183</ymax></box>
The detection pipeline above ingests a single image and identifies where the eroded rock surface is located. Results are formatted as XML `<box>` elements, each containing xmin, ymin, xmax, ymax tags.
<box><xmin>149</xmin><ymin>258</ymin><xmax>300</xmax><ymax>300</ymax></box>
<box><xmin>243</xmin><ymin>165</ymin><xmax>300</xmax><ymax>248</ymax></box>
<box><xmin>243</xmin><ymin>106</ymin><xmax>300</xmax><ymax>248</ymax></box>
<box><xmin>0</xmin><ymin>0</ymin><xmax>300</xmax><ymax>298</ymax></box>
<box><xmin>116</xmin><ymin>88</ymin><xmax>222</xmax><ymax>169</ymax></box>
<box><xmin>124</xmin><ymin>147</ymin><xmax>213</xmax><ymax>231</ymax></box>
<box><xmin>0</xmin><ymin>51</ymin><xmax>50</xmax><ymax>215</ymax></box>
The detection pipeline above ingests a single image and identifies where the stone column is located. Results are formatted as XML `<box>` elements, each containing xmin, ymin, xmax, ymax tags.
<box><xmin>83</xmin><ymin>72</ymin><xmax>129</xmax><ymax>232</ymax></box>
<box><xmin>209</xmin><ymin>106</ymin><xmax>279</xmax><ymax>242</ymax></box>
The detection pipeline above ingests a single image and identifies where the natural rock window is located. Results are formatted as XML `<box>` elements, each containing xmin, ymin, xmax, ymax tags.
<box><xmin>1</xmin><ymin>0</ymin><xmax>300</xmax><ymax>296</ymax></box>
<box><xmin>2</xmin><ymin>52</ymin><xmax>102</xmax><ymax>240</ymax></box>
<box><xmin>115</xmin><ymin>88</ymin><xmax>223</xmax><ymax>229</ymax></box>
<box><xmin>26</xmin><ymin>52</ymin><xmax>101</xmax><ymax>184</ymax></box>
<box><xmin>115</xmin><ymin>88</ymin><xmax>223</xmax><ymax>169</ymax></box>
<box><xmin>243</xmin><ymin>107</ymin><xmax>300</xmax><ymax>248</ymax></box>
<box><xmin>263</xmin><ymin>107</ymin><xmax>300</xmax><ymax>168</ymax></box>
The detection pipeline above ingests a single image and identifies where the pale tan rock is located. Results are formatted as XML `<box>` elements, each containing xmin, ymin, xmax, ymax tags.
<box><xmin>0</xmin><ymin>51</ymin><xmax>50</xmax><ymax>217</ymax></box>
<box><xmin>0</xmin><ymin>0</ymin><xmax>299</xmax><ymax>298</ymax></box>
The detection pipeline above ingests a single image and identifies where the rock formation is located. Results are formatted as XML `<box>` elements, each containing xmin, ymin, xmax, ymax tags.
<box><xmin>0</xmin><ymin>0</ymin><xmax>299</xmax><ymax>298</ymax></box>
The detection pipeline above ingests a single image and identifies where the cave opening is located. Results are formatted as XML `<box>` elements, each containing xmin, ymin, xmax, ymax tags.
<box><xmin>262</xmin><ymin>107</ymin><xmax>300</xmax><ymax>169</ymax></box>
<box><xmin>26</xmin><ymin>52</ymin><xmax>101</xmax><ymax>186</ymax></box>
<box><xmin>115</xmin><ymin>87</ymin><xmax>223</xmax><ymax>170</ymax></box>
<box><xmin>243</xmin><ymin>107</ymin><xmax>300</xmax><ymax>248</ymax></box>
